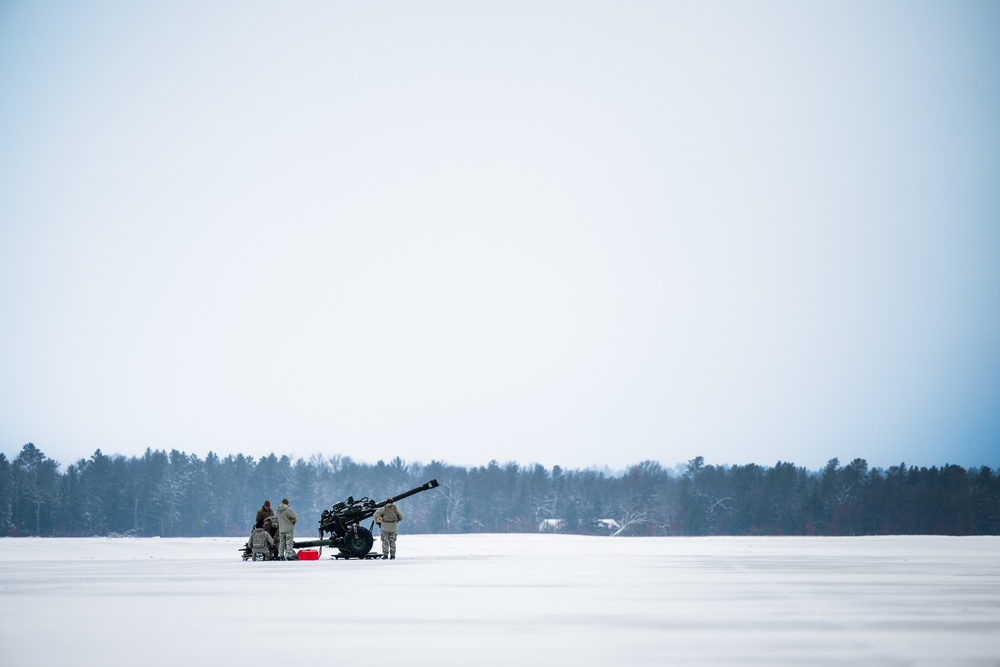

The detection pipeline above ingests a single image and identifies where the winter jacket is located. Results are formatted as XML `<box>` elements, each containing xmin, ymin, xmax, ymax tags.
<box><xmin>256</xmin><ymin>505</ymin><xmax>274</xmax><ymax>526</ymax></box>
<box><xmin>276</xmin><ymin>502</ymin><xmax>298</xmax><ymax>534</ymax></box>
<box><xmin>373</xmin><ymin>503</ymin><xmax>403</xmax><ymax>534</ymax></box>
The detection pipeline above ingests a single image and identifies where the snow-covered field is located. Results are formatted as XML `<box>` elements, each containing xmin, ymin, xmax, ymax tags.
<box><xmin>1</xmin><ymin>535</ymin><xmax>998</xmax><ymax>666</ymax></box>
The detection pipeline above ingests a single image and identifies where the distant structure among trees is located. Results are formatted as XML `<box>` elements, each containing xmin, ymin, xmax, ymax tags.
<box><xmin>1</xmin><ymin>445</ymin><xmax>997</xmax><ymax>538</ymax></box>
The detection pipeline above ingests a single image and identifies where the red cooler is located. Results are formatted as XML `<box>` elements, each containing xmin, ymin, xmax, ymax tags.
<box><xmin>297</xmin><ymin>549</ymin><xmax>320</xmax><ymax>561</ymax></box>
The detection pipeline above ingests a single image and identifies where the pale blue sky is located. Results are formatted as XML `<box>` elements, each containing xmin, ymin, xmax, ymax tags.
<box><xmin>2</xmin><ymin>1</ymin><xmax>998</xmax><ymax>472</ymax></box>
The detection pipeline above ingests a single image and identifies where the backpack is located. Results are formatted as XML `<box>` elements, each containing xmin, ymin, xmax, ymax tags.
<box><xmin>250</xmin><ymin>528</ymin><xmax>269</xmax><ymax>552</ymax></box>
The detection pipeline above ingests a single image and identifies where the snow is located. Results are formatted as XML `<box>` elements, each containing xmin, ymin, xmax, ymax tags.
<box><xmin>1</xmin><ymin>535</ymin><xmax>998</xmax><ymax>666</ymax></box>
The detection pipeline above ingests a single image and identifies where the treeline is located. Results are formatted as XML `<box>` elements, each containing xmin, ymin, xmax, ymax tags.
<box><xmin>1</xmin><ymin>444</ymin><xmax>998</xmax><ymax>537</ymax></box>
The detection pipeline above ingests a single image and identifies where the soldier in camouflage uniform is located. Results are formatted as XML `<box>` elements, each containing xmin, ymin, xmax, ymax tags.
<box><xmin>250</xmin><ymin>519</ymin><xmax>274</xmax><ymax>560</ymax></box>
<box><xmin>276</xmin><ymin>498</ymin><xmax>298</xmax><ymax>560</ymax></box>
<box><xmin>263</xmin><ymin>515</ymin><xmax>279</xmax><ymax>545</ymax></box>
<box><xmin>373</xmin><ymin>497</ymin><xmax>403</xmax><ymax>560</ymax></box>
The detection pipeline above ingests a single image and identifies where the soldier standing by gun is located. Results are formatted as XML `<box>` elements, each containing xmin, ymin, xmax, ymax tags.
<box><xmin>373</xmin><ymin>497</ymin><xmax>403</xmax><ymax>560</ymax></box>
<box><xmin>276</xmin><ymin>498</ymin><xmax>298</xmax><ymax>560</ymax></box>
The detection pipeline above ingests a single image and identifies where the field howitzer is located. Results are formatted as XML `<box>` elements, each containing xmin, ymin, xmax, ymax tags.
<box><xmin>292</xmin><ymin>479</ymin><xmax>439</xmax><ymax>558</ymax></box>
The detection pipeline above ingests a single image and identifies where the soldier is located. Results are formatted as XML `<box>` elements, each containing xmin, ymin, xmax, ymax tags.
<box><xmin>276</xmin><ymin>498</ymin><xmax>298</xmax><ymax>560</ymax></box>
<box><xmin>262</xmin><ymin>515</ymin><xmax>278</xmax><ymax>545</ymax></box>
<box><xmin>256</xmin><ymin>499</ymin><xmax>273</xmax><ymax>527</ymax></box>
<box><xmin>256</xmin><ymin>499</ymin><xmax>277</xmax><ymax>546</ymax></box>
<box><xmin>249</xmin><ymin>519</ymin><xmax>274</xmax><ymax>560</ymax></box>
<box><xmin>373</xmin><ymin>497</ymin><xmax>403</xmax><ymax>560</ymax></box>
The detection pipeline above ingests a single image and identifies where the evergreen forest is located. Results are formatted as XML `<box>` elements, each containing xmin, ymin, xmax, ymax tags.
<box><xmin>1</xmin><ymin>443</ymin><xmax>998</xmax><ymax>538</ymax></box>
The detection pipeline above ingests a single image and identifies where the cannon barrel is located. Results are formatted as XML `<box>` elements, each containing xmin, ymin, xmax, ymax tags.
<box><xmin>378</xmin><ymin>479</ymin><xmax>439</xmax><ymax>507</ymax></box>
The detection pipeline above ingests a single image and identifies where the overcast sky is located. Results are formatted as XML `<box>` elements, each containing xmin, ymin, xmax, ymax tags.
<box><xmin>1</xmin><ymin>1</ymin><xmax>998</xmax><ymax>473</ymax></box>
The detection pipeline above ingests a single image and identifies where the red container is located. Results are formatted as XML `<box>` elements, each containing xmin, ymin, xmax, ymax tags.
<box><xmin>297</xmin><ymin>549</ymin><xmax>320</xmax><ymax>561</ymax></box>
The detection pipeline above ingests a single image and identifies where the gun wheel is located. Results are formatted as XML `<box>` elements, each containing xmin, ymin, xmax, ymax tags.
<box><xmin>341</xmin><ymin>526</ymin><xmax>374</xmax><ymax>557</ymax></box>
